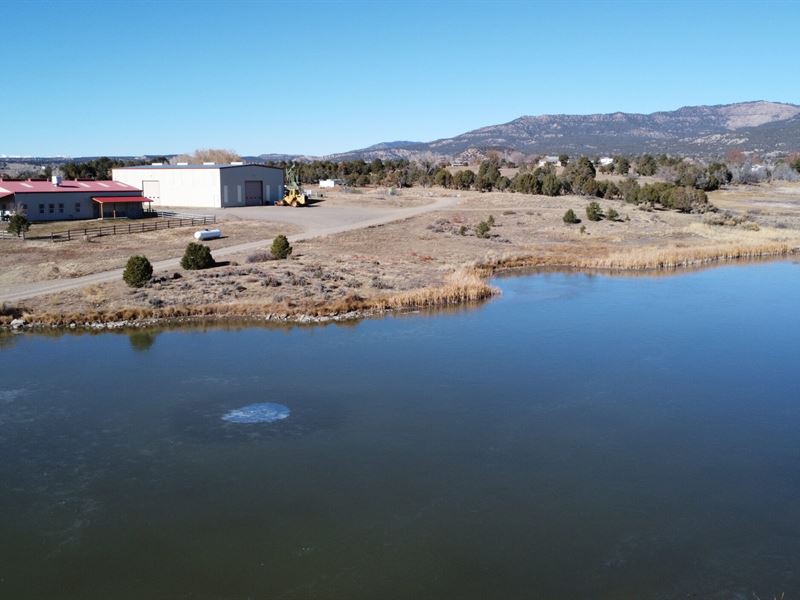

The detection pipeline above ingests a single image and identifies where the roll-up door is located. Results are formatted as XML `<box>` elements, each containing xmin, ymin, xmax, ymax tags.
<box><xmin>244</xmin><ymin>180</ymin><xmax>263</xmax><ymax>206</ymax></box>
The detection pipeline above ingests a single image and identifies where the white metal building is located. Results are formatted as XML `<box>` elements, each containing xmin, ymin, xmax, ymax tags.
<box><xmin>112</xmin><ymin>163</ymin><xmax>285</xmax><ymax>209</ymax></box>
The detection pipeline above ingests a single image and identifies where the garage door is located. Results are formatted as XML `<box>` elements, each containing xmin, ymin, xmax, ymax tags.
<box><xmin>244</xmin><ymin>181</ymin><xmax>263</xmax><ymax>206</ymax></box>
<box><xmin>142</xmin><ymin>180</ymin><xmax>160</xmax><ymax>202</ymax></box>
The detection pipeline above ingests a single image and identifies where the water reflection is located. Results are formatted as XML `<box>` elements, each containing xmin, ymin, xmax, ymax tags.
<box><xmin>128</xmin><ymin>330</ymin><xmax>158</xmax><ymax>351</ymax></box>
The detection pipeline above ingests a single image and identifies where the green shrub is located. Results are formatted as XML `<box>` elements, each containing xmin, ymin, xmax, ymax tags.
<box><xmin>606</xmin><ymin>207</ymin><xmax>620</xmax><ymax>221</ymax></box>
<box><xmin>433</xmin><ymin>168</ymin><xmax>453</xmax><ymax>188</ymax></box>
<box><xmin>181</xmin><ymin>242</ymin><xmax>215</xmax><ymax>270</ymax></box>
<box><xmin>563</xmin><ymin>209</ymin><xmax>579</xmax><ymax>224</ymax></box>
<box><xmin>495</xmin><ymin>175</ymin><xmax>511</xmax><ymax>191</ymax></box>
<box><xmin>541</xmin><ymin>173</ymin><xmax>563</xmax><ymax>196</ymax></box>
<box><xmin>486</xmin><ymin>214</ymin><xmax>495</xmax><ymax>226</ymax></box>
<box><xmin>6</xmin><ymin>214</ymin><xmax>30</xmax><ymax>236</ymax></box>
<box><xmin>271</xmin><ymin>234</ymin><xmax>292</xmax><ymax>259</ymax></box>
<box><xmin>586</xmin><ymin>201</ymin><xmax>603</xmax><ymax>221</ymax></box>
<box><xmin>453</xmin><ymin>169</ymin><xmax>475</xmax><ymax>190</ymax></box>
<box><xmin>636</xmin><ymin>154</ymin><xmax>658</xmax><ymax>176</ymax></box>
<box><xmin>123</xmin><ymin>255</ymin><xmax>153</xmax><ymax>288</ymax></box>
<box><xmin>475</xmin><ymin>220</ymin><xmax>491</xmax><ymax>239</ymax></box>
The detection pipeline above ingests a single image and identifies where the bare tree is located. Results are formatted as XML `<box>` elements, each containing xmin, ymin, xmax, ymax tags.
<box><xmin>174</xmin><ymin>148</ymin><xmax>241</xmax><ymax>164</ymax></box>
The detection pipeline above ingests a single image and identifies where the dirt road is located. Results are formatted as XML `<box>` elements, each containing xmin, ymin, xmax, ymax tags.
<box><xmin>0</xmin><ymin>197</ymin><xmax>457</xmax><ymax>304</ymax></box>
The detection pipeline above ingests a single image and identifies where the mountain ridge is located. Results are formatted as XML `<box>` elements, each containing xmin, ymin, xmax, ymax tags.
<box><xmin>284</xmin><ymin>101</ymin><xmax>800</xmax><ymax>163</ymax></box>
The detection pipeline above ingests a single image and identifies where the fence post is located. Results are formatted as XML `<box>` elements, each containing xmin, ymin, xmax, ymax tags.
<box><xmin>67</xmin><ymin>230</ymin><xmax>71</xmax><ymax>241</ymax></box>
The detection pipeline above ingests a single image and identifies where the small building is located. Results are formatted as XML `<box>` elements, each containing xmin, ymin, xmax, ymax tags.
<box><xmin>537</xmin><ymin>155</ymin><xmax>561</xmax><ymax>167</ymax></box>
<box><xmin>0</xmin><ymin>177</ymin><xmax>145</xmax><ymax>222</ymax></box>
<box><xmin>598</xmin><ymin>156</ymin><xmax>614</xmax><ymax>167</ymax></box>
<box><xmin>112</xmin><ymin>163</ymin><xmax>285</xmax><ymax>208</ymax></box>
<box><xmin>319</xmin><ymin>178</ymin><xmax>344</xmax><ymax>188</ymax></box>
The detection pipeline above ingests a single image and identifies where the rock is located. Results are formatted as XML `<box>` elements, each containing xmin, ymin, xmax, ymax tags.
<box><xmin>10</xmin><ymin>318</ymin><xmax>25</xmax><ymax>329</ymax></box>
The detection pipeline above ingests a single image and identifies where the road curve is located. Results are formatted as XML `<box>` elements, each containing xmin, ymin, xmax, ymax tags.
<box><xmin>1</xmin><ymin>197</ymin><xmax>457</xmax><ymax>304</ymax></box>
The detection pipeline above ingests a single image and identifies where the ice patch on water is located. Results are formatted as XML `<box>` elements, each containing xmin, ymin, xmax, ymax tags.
<box><xmin>222</xmin><ymin>402</ymin><xmax>290</xmax><ymax>424</ymax></box>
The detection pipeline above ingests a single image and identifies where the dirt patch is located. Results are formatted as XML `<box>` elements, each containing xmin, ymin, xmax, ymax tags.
<box><xmin>311</xmin><ymin>187</ymin><xmax>439</xmax><ymax>209</ymax></box>
<box><xmin>0</xmin><ymin>218</ymin><xmax>300</xmax><ymax>285</ymax></box>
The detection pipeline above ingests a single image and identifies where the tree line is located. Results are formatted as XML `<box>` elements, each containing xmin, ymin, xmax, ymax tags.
<box><xmin>426</xmin><ymin>155</ymin><xmax>716</xmax><ymax>213</ymax></box>
<box><xmin>22</xmin><ymin>148</ymin><xmax>800</xmax><ymax>213</ymax></box>
<box><xmin>59</xmin><ymin>156</ymin><xmax>170</xmax><ymax>180</ymax></box>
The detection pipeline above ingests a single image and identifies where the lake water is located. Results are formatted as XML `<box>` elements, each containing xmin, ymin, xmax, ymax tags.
<box><xmin>1</xmin><ymin>262</ymin><xmax>799</xmax><ymax>599</ymax></box>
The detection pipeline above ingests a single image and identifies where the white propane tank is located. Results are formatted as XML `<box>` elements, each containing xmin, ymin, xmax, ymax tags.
<box><xmin>194</xmin><ymin>228</ymin><xmax>221</xmax><ymax>241</ymax></box>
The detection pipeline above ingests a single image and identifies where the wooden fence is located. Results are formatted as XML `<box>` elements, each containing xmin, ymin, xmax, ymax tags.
<box><xmin>22</xmin><ymin>215</ymin><xmax>217</xmax><ymax>242</ymax></box>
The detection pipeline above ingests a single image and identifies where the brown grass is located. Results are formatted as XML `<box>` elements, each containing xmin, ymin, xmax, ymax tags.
<box><xmin>483</xmin><ymin>242</ymin><xmax>794</xmax><ymax>272</ymax></box>
<box><xmin>10</xmin><ymin>268</ymin><xmax>498</xmax><ymax>328</ymax></box>
<box><xmin>579</xmin><ymin>242</ymin><xmax>792</xmax><ymax>270</ymax></box>
<box><xmin>376</xmin><ymin>268</ymin><xmax>497</xmax><ymax>309</ymax></box>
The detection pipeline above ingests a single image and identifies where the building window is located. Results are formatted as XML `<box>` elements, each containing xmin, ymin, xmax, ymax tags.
<box><xmin>39</xmin><ymin>204</ymin><xmax>44</xmax><ymax>214</ymax></box>
<box><xmin>75</xmin><ymin>202</ymin><xmax>81</xmax><ymax>213</ymax></box>
<box><xmin>48</xmin><ymin>204</ymin><xmax>54</xmax><ymax>214</ymax></box>
<box><xmin>58</xmin><ymin>203</ymin><xmax>64</xmax><ymax>213</ymax></box>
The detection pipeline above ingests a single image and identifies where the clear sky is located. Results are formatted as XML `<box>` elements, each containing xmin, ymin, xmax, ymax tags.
<box><xmin>2</xmin><ymin>0</ymin><xmax>799</xmax><ymax>157</ymax></box>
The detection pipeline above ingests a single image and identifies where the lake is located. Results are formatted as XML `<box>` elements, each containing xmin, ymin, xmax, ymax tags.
<box><xmin>1</xmin><ymin>261</ymin><xmax>799</xmax><ymax>599</ymax></box>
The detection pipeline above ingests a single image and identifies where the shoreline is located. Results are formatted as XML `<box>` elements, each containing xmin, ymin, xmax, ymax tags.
<box><xmin>3</xmin><ymin>248</ymin><xmax>795</xmax><ymax>333</ymax></box>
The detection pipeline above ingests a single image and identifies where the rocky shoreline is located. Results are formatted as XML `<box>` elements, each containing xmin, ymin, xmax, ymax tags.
<box><xmin>6</xmin><ymin>308</ymin><xmax>387</xmax><ymax>332</ymax></box>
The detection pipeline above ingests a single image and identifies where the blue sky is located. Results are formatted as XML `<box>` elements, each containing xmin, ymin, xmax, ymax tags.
<box><xmin>2</xmin><ymin>0</ymin><xmax>799</xmax><ymax>157</ymax></box>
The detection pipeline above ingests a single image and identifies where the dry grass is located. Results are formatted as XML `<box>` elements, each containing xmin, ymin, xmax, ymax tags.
<box><xmin>376</xmin><ymin>267</ymin><xmax>497</xmax><ymax>309</ymax></box>
<box><xmin>482</xmin><ymin>242</ymin><xmax>794</xmax><ymax>272</ymax></box>
<box><xmin>0</xmin><ymin>219</ymin><xmax>298</xmax><ymax>285</ymax></box>
<box><xmin>576</xmin><ymin>242</ymin><xmax>792</xmax><ymax>270</ymax></box>
<box><xmin>10</xmin><ymin>267</ymin><xmax>498</xmax><ymax>328</ymax></box>
<box><xmin>82</xmin><ymin>285</ymin><xmax>110</xmax><ymax>304</ymax></box>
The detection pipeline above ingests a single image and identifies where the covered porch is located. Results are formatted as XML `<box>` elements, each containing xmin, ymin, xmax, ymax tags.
<box><xmin>92</xmin><ymin>196</ymin><xmax>152</xmax><ymax>220</ymax></box>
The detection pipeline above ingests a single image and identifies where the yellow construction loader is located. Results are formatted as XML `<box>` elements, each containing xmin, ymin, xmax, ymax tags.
<box><xmin>277</xmin><ymin>165</ymin><xmax>308</xmax><ymax>207</ymax></box>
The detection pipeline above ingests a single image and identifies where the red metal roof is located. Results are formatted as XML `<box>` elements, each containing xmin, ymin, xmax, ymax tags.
<box><xmin>0</xmin><ymin>180</ymin><xmax>141</xmax><ymax>194</ymax></box>
<box><xmin>91</xmin><ymin>196</ymin><xmax>150</xmax><ymax>204</ymax></box>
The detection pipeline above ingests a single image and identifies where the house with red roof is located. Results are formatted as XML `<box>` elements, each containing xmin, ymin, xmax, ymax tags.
<box><xmin>0</xmin><ymin>177</ymin><xmax>148</xmax><ymax>222</ymax></box>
